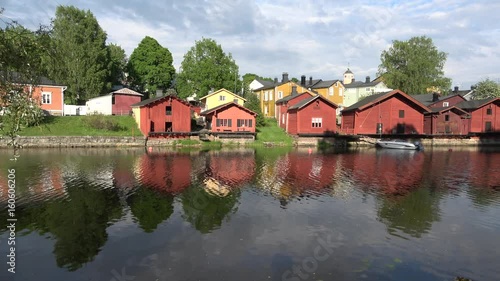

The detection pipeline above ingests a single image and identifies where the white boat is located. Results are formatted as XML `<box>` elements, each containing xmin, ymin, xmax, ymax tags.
<box><xmin>376</xmin><ymin>139</ymin><xmax>423</xmax><ymax>150</ymax></box>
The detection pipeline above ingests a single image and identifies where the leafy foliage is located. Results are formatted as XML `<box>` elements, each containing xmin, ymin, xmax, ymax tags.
<box><xmin>243</xmin><ymin>91</ymin><xmax>265</xmax><ymax>127</ymax></box>
<box><xmin>127</xmin><ymin>36</ymin><xmax>175</xmax><ymax>94</ymax></box>
<box><xmin>128</xmin><ymin>187</ymin><xmax>174</xmax><ymax>233</ymax></box>
<box><xmin>378</xmin><ymin>36</ymin><xmax>451</xmax><ymax>95</ymax></box>
<box><xmin>473</xmin><ymin>78</ymin><xmax>500</xmax><ymax>99</ymax></box>
<box><xmin>176</xmin><ymin>38</ymin><xmax>239</xmax><ymax>99</ymax></box>
<box><xmin>106</xmin><ymin>43</ymin><xmax>127</xmax><ymax>88</ymax></box>
<box><xmin>0</xmin><ymin>9</ymin><xmax>48</xmax><ymax>147</ymax></box>
<box><xmin>48</xmin><ymin>5</ymin><xmax>109</xmax><ymax>104</ymax></box>
<box><xmin>83</xmin><ymin>114</ymin><xmax>124</xmax><ymax>131</ymax></box>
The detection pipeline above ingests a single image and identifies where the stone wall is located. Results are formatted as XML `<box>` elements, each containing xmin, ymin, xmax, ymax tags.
<box><xmin>0</xmin><ymin>136</ymin><xmax>146</xmax><ymax>148</ymax></box>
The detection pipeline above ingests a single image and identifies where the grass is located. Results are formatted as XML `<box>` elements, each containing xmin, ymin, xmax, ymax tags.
<box><xmin>253</xmin><ymin>118</ymin><xmax>294</xmax><ymax>146</ymax></box>
<box><xmin>19</xmin><ymin>115</ymin><xmax>140</xmax><ymax>137</ymax></box>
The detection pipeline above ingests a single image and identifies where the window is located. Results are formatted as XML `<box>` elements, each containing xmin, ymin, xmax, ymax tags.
<box><xmin>485</xmin><ymin>121</ymin><xmax>492</xmax><ymax>132</ymax></box>
<box><xmin>339</xmin><ymin>88</ymin><xmax>343</xmax><ymax>96</ymax></box>
<box><xmin>282</xmin><ymin>114</ymin><xmax>285</xmax><ymax>124</ymax></box>
<box><xmin>165</xmin><ymin>106</ymin><xmax>172</xmax><ymax>115</ymax></box>
<box><xmin>264</xmin><ymin>92</ymin><xmax>269</xmax><ymax>101</ymax></box>
<box><xmin>444</xmin><ymin>114</ymin><xmax>450</xmax><ymax>122</ymax></box>
<box><xmin>237</xmin><ymin>119</ymin><xmax>253</xmax><ymax>127</ymax></box>
<box><xmin>399</xmin><ymin>110</ymin><xmax>405</xmax><ymax>118</ymax></box>
<box><xmin>264</xmin><ymin>106</ymin><xmax>268</xmax><ymax>115</ymax></box>
<box><xmin>216</xmin><ymin>119</ymin><xmax>232</xmax><ymax>127</ymax></box>
<box><xmin>219</xmin><ymin>95</ymin><xmax>226</xmax><ymax>101</ymax></box>
<box><xmin>312</xmin><ymin>117</ymin><xmax>322</xmax><ymax>128</ymax></box>
<box><xmin>329</xmin><ymin>87</ymin><xmax>334</xmax><ymax>96</ymax></box>
<box><xmin>278</xmin><ymin>91</ymin><xmax>283</xmax><ymax>99</ymax></box>
<box><xmin>112</xmin><ymin>95</ymin><xmax>115</xmax><ymax>105</ymax></box>
<box><xmin>269</xmin><ymin>92</ymin><xmax>273</xmax><ymax>100</ymax></box>
<box><xmin>42</xmin><ymin>92</ymin><xmax>52</xmax><ymax>104</ymax></box>
<box><xmin>487</xmin><ymin>108</ymin><xmax>493</xmax><ymax>115</ymax></box>
<box><xmin>234</xmin><ymin>98</ymin><xmax>239</xmax><ymax>104</ymax></box>
<box><xmin>443</xmin><ymin>102</ymin><xmax>449</xmax><ymax>107</ymax></box>
<box><xmin>366</xmin><ymin>88</ymin><xmax>371</xmax><ymax>92</ymax></box>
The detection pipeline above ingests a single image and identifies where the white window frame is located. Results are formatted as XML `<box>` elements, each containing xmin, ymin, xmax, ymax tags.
<box><xmin>339</xmin><ymin>88</ymin><xmax>343</xmax><ymax>96</ymax></box>
<box><xmin>269</xmin><ymin>92</ymin><xmax>273</xmax><ymax>100</ymax></box>
<box><xmin>443</xmin><ymin>101</ymin><xmax>449</xmax><ymax>107</ymax></box>
<box><xmin>219</xmin><ymin>95</ymin><xmax>226</xmax><ymax>101</ymax></box>
<box><xmin>278</xmin><ymin>91</ymin><xmax>283</xmax><ymax>99</ymax></box>
<box><xmin>312</xmin><ymin>117</ymin><xmax>322</xmax><ymax>128</ymax></box>
<box><xmin>329</xmin><ymin>87</ymin><xmax>334</xmax><ymax>96</ymax></box>
<box><xmin>42</xmin><ymin>92</ymin><xmax>52</xmax><ymax>104</ymax></box>
<box><xmin>264</xmin><ymin>91</ymin><xmax>269</xmax><ymax>101</ymax></box>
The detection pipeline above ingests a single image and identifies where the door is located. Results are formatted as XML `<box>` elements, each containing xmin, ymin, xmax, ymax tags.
<box><xmin>150</xmin><ymin>121</ymin><xmax>155</xmax><ymax>132</ymax></box>
<box><xmin>485</xmin><ymin>121</ymin><xmax>492</xmax><ymax>132</ymax></box>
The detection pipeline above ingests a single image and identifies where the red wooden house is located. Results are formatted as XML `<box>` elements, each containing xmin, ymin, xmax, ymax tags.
<box><xmin>341</xmin><ymin>90</ymin><xmax>431</xmax><ymax>135</ymax></box>
<box><xmin>111</xmin><ymin>88</ymin><xmax>143</xmax><ymax>115</ymax></box>
<box><xmin>131</xmin><ymin>94</ymin><xmax>192</xmax><ymax>137</ymax></box>
<box><xmin>424</xmin><ymin>106</ymin><xmax>470</xmax><ymax>135</ymax></box>
<box><xmin>286</xmin><ymin>95</ymin><xmax>338</xmax><ymax>135</ymax></box>
<box><xmin>200</xmin><ymin>102</ymin><xmax>257</xmax><ymax>133</ymax></box>
<box><xmin>457</xmin><ymin>98</ymin><xmax>500</xmax><ymax>133</ymax></box>
<box><xmin>413</xmin><ymin>92</ymin><xmax>466</xmax><ymax>108</ymax></box>
<box><xmin>275</xmin><ymin>86</ymin><xmax>314</xmax><ymax>129</ymax></box>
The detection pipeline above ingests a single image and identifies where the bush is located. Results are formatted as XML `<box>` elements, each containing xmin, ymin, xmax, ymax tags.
<box><xmin>84</xmin><ymin>114</ymin><xmax>123</xmax><ymax>131</ymax></box>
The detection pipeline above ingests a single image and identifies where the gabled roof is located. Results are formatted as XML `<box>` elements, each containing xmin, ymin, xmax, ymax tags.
<box><xmin>456</xmin><ymin>97</ymin><xmax>499</xmax><ymax>110</ymax></box>
<box><xmin>288</xmin><ymin>94</ymin><xmax>338</xmax><ymax>110</ymax></box>
<box><xmin>256</xmin><ymin>79</ymin><xmax>275</xmax><ymax>87</ymax></box>
<box><xmin>2</xmin><ymin>71</ymin><xmax>65</xmax><ymax>87</ymax></box>
<box><xmin>342</xmin><ymin>89</ymin><xmax>431</xmax><ymax>113</ymax></box>
<box><xmin>110</xmin><ymin>88</ymin><xmax>143</xmax><ymax>96</ymax></box>
<box><xmin>130</xmin><ymin>94</ymin><xmax>190</xmax><ymax>108</ymax></box>
<box><xmin>199</xmin><ymin>88</ymin><xmax>246</xmax><ymax>102</ymax></box>
<box><xmin>344</xmin><ymin>68</ymin><xmax>353</xmax><ymax>74</ymax></box>
<box><xmin>200</xmin><ymin>102</ymin><xmax>257</xmax><ymax>116</ymax></box>
<box><xmin>412</xmin><ymin>93</ymin><xmax>465</xmax><ymax>106</ymax></box>
<box><xmin>428</xmin><ymin>106</ymin><xmax>469</xmax><ymax>115</ymax></box>
<box><xmin>311</xmin><ymin>80</ymin><xmax>340</xmax><ymax>89</ymax></box>
<box><xmin>343</xmin><ymin>80</ymin><xmax>382</xmax><ymax>89</ymax></box>
<box><xmin>275</xmin><ymin>92</ymin><xmax>314</xmax><ymax>104</ymax></box>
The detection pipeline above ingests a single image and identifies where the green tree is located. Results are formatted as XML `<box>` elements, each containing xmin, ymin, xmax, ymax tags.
<box><xmin>49</xmin><ymin>5</ymin><xmax>109</xmax><ymax>104</ymax></box>
<box><xmin>128</xmin><ymin>188</ymin><xmax>174</xmax><ymax>233</ymax></box>
<box><xmin>473</xmin><ymin>78</ymin><xmax>500</xmax><ymax>99</ymax></box>
<box><xmin>0</xmin><ymin>10</ymin><xmax>47</xmax><ymax>147</ymax></box>
<box><xmin>244</xmin><ymin>90</ymin><xmax>265</xmax><ymax>127</ymax></box>
<box><xmin>176</xmin><ymin>38</ymin><xmax>239</xmax><ymax>99</ymax></box>
<box><xmin>127</xmin><ymin>36</ymin><xmax>175</xmax><ymax>94</ymax></box>
<box><xmin>378</xmin><ymin>36</ymin><xmax>451</xmax><ymax>95</ymax></box>
<box><xmin>106</xmin><ymin>43</ymin><xmax>127</xmax><ymax>88</ymax></box>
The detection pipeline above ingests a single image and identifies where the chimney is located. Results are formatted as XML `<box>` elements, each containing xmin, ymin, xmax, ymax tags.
<box><xmin>309</xmin><ymin>76</ymin><xmax>313</xmax><ymax>86</ymax></box>
<box><xmin>432</xmin><ymin>92</ymin><xmax>440</xmax><ymax>102</ymax></box>
<box><xmin>365</xmin><ymin>76</ymin><xmax>370</xmax><ymax>83</ymax></box>
<box><xmin>301</xmin><ymin>75</ymin><xmax>306</xmax><ymax>86</ymax></box>
<box><xmin>282</xmin><ymin>72</ymin><xmax>289</xmax><ymax>83</ymax></box>
<box><xmin>454</xmin><ymin>86</ymin><xmax>459</xmax><ymax>93</ymax></box>
<box><xmin>291</xmin><ymin>85</ymin><xmax>298</xmax><ymax>96</ymax></box>
<box><xmin>274</xmin><ymin>77</ymin><xmax>278</xmax><ymax>84</ymax></box>
<box><xmin>156</xmin><ymin>88</ymin><xmax>163</xmax><ymax>97</ymax></box>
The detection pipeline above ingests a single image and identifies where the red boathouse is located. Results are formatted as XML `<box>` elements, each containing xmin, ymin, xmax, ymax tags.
<box><xmin>423</xmin><ymin>106</ymin><xmax>470</xmax><ymax>135</ymax></box>
<box><xmin>200</xmin><ymin>102</ymin><xmax>257</xmax><ymax>133</ymax></box>
<box><xmin>275</xmin><ymin>86</ymin><xmax>314</xmax><ymax>130</ymax></box>
<box><xmin>286</xmin><ymin>95</ymin><xmax>339</xmax><ymax>135</ymax></box>
<box><xmin>457</xmin><ymin>98</ymin><xmax>500</xmax><ymax>133</ymax></box>
<box><xmin>341</xmin><ymin>89</ymin><xmax>431</xmax><ymax>135</ymax></box>
<box><xmin>131</xmin><ymin>95</ymin><xmax>192</xmax><ymax>137</ymax></box>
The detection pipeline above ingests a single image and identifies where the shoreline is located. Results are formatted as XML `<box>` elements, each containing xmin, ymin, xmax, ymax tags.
<box><xmin>1</xmin><ymin>135</ymin><xmax>500</xmax><ymax>148</ymax></box>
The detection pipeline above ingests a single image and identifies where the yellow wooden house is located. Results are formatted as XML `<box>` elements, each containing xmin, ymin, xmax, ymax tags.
<box><xmin>254</xmin><ymin>73</ymin><xmax>316</xmax><ymax>118</ymax></box>
<box><xmin>310</xmin><ymin>80</ymin><xmax>345</xmax><ymax>106</ymax></box>
<box><xmin>199</xmin><ymin>88</ymin><xmax>246</xmax><ymax>111</ymax></box>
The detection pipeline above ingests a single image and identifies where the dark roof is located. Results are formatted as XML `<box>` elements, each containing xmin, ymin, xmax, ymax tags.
<box><xmin>275</xmin><ymin>92</ymin><xmax>312</xmax><ymax>104</ymax></box>
<box><xmin>311</xmin><ymin>80</ymin><xmax>339</xmax><ymax>89</ymax></box>
<box><xmin>256</xmin><ymin>79</ymin><xmax>275</xmax><ymax>87</ymax></box>
<box><xmin>429</xmin><ymin>106</ymin><xmax>469</xmax><ymax>115</ymax></box>
<box><xmin>343</xmin><ymin>80</ymin><xmax>381</xmax><ymax>88</ymax></box>
<box><xmin>288</xmin><ymin>95</ymin><xmax>338</xmax><ymax>110</ymax></box>
<box><xmin>342</xmin><ymin>90</ymin><xmax>431</xmax><ymax>113</ymax></box>
<box><xmin>344</xmin><ymin>68</ymin><xmax>353</xmax><ymax>74</ymax></box>
<box><xmin>456</xmin><ymin>97</ymin><xmax>499</xmax><ymax>110</ymax></box>
<box><xmin>131</xmin><ymin>94</ymin><xmax>190</xmax><ymax>107</ymax></box>
<box><xmin>342</xmin><ymin>91</ymin><xmax>389</xmax><ymax>111</ymax></box>
<box><xmin>200</xmin><ymin>102</ymin><xmax>257</xmax><ymax>116</ymax></box>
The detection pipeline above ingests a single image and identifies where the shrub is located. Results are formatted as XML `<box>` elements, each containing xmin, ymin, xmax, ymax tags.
<box><xmin>84</xmin><ymin>114</ymin><xmax>123</xmax><ymax>131</ymax></box>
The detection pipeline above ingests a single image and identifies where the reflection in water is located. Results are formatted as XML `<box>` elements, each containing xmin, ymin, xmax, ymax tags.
<box><xmin>0</xmin><ymin>147</ymin><xmax>500</xmax><ymax>281</ymax></box>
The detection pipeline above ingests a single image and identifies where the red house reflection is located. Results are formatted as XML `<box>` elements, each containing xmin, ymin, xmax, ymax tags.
<box><xmin>135</xmin><ymin>152</ymin><xmax>192</xmax><ymax>194</ymax></box>
<box><xmin>205</xmin><ymin>150</ymin><xmax>255</xmax><ymax>188</ymax></box>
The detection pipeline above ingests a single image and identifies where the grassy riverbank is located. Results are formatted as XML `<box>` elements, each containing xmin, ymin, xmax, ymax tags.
<box><xmin>253</xmin><ymin>118</ymin><xmax>293</xmax><ymax>146</ymax></box>
<box><xmin>20</xmin><ymin>115</ymin><xmax>140</xmax><ymax>137</ymax></box>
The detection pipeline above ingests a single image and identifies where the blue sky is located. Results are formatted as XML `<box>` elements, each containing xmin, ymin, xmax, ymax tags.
<box><xmin>2</xmin><ymin>0</ymin><xmax>499</xmax><ymax>89</ymax></box>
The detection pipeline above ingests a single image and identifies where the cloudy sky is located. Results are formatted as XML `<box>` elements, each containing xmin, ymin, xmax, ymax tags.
<box><xmin>2</xmin><ymin>0</ymin><xmax>499</xmax><ymax>89</ymax></box>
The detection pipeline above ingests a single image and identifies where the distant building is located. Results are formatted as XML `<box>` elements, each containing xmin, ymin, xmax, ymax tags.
<box><xmin>86</xmin><ymin>88</ymin><xmax>143</xmax><ymax>115</ymax></box>
<box><xmin>342</xmin><ymin>69</ymin><xmax>392</xmax><ymax>107</ymax></box>
<box><xmin>199</xmin><ymin>88</ymin><xmax>246</xmax><ymax>112</ymax></box>
<box><xmin>457</xmin><ymin>97</ymin><xmax>500</xmax><ymax>133</ymax></box>
<box><xmin>200</xmin><ymin>102</ymin><xmax>257</xmax><ymax>133</ymax></box>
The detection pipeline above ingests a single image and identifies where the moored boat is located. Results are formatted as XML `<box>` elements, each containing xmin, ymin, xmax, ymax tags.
<box><xmin>376</xmin><ymin>139</ymin><xmax>423</xmax><ymax>150</ymax></box>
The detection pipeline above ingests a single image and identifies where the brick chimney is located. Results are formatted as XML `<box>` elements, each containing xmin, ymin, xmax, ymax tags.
<box><xmin>365</xmin><ymin>76</ymin><xmax>370</xmax><ymax>83</ymax></box>
<box><xmin>309</xmin><ymin>76</ymin><xmax>313</xmax><ymax>86</ymax></box>
<box><xmin>432</xmin><ymin>92</ymin><xmax>440</xmax><ymax>102</ymax></box>
<box><xmin>454</xmin><ymin>86</ymin><xmax>459</xmax><ymax>93</ymax></box>
<box><xmin>282</xmin><ymin>72</ymin><xmax>289</xmax><ymax>83</ymax></box>
<box><xmin>291</xmin><ymin>85</ymin><xmax>298</xmax><ymax>96</ymax></box>
<box><xmin>301</xmin><ymin>75</ymin><xmax>306</xmax><ymax>86</ymax></box>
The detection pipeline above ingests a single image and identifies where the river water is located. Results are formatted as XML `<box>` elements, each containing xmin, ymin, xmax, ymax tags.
<box><xmin>0</xmin><ymin>146</ymin><xmax>499</xmax><ymax>281</ymax></box>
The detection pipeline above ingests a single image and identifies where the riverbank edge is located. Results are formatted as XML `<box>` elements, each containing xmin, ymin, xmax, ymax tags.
<box><xmin>1</xmin><ymin>136</ymin><xmax>500</xmax><ymax>148</ymax></box>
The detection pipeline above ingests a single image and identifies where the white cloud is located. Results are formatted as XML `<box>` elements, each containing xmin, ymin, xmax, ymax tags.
<box><xmin>2</xmin><ymin>0</ymin><xmax>500</xmax><ymax>89</ymax></box>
